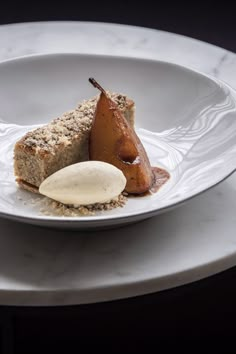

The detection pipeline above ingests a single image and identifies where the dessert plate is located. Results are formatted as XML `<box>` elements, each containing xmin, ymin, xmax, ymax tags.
<box><xmin>0</xmin><ymin>53</ymin><xmax>236</xmax><ymax>230</ymax></box>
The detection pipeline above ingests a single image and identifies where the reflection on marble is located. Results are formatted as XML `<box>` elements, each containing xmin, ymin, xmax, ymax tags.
<box><xmin>0</xmin><ymin>22</ymin><xmax>236</xmax><ymax>305</ymax></box>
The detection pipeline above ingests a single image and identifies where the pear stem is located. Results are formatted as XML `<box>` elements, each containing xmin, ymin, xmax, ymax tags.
<box><xmin>89</xmin><ymin>78</ymin><xmax>107</xmax><ymax>95</ymax></box>
<box><xmin>89</xmin><ymin>77</ymin><xmax>117</xmax><ymax>110</ymax></box>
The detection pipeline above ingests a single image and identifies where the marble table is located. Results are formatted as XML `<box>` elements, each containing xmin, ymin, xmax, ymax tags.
<box><xmin>0</xmin><ymin>21</ymin><xmax>236</xmax><ymax>306</ymax></box>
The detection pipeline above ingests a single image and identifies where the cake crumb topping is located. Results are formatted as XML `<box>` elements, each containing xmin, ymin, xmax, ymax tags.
<box><xmin>21</xmin><ymin>93</ymin><xmax>130</xmax><ymax>153</ymax></box>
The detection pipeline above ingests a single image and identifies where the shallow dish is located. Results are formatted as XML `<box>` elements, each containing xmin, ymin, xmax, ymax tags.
<box><xmin>0</xmin><ymin>53</ymin><xmax>236</xmax><ymax>229</ymax></box>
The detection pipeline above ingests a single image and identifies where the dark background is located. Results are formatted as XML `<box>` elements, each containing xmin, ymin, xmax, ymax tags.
<box><xmin>1</xmin><ymin>1</ymin><xmax>236</xmax><ymax>353</ymax></box>
<box><xmin>0</xmin><ymin>0</ymin><xmax>236</xmax><ymax>52</ymax></box>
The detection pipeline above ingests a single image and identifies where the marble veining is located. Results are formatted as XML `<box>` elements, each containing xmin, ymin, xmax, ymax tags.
<box><xmin>0</xmin><ymin>22</ymin><xmax>235</xmax><ymax>82</ymax></box>
<box><xmin>0</xmin><ymin>22</ymin><xmax>236</xmax><ymax>305</ymax></box>
<box><xmin>211</xmin><ymin>52</ymin><xmax>229</xmax><ymax>78</ymax></box>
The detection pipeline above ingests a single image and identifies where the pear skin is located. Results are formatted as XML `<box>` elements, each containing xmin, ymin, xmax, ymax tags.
<box><xmin>89</xmin><ymin>78</ymin><xmax>153</xmax><ymax>194</ymax></box>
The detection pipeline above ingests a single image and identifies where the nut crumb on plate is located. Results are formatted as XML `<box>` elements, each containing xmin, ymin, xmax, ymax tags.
<box><xmin>39</xmin><ymin>193</ymin><xmax>127</xmax><ymax>217</ymax></box>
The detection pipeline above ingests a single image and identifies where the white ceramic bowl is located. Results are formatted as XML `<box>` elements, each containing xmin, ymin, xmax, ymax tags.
<box><xmin>0</xmin><ymin>53</ymin><xmax>236</xmax><ymax>229</ymax></box>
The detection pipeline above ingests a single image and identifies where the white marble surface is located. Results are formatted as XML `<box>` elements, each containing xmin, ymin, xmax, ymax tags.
<box><xmin>0</xmin><ymin>21</ymin><xmax>236</xmax><ymax>306</ymax></box>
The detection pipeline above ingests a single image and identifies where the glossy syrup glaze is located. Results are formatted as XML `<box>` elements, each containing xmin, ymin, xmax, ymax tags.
<box><xmin>128</xmin><ymin>166</ymin><xmax>170</xmax><ymax>197</ymax></box>
<box><xmin>150</xmin><ymin>167</ymin><xmax>170</xmax><ymax>193</ymax></box>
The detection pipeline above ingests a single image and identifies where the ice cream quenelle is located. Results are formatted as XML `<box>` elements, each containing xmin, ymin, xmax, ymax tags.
<box><xmin>39</xmin><ymin>161</ymin><xmax>127</xmax><ymax>205</ymax></box>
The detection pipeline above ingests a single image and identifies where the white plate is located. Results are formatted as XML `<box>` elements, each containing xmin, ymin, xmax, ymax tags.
<box><xmin>0</xmin><ymin>53</ymin><xmax>236</xmax><ymax>230</ymax></box>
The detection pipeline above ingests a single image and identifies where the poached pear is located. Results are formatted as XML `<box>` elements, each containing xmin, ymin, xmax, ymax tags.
<box><xmin>89</xmin><ymin>78</ymin><xmax>154</xmax><ymax>194</ymax></box>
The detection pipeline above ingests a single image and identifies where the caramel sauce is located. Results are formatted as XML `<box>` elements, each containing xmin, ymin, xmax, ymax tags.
<box><xmin>150</xmin><ymin>166</ymin><xmax>170</xmax><ymax>193</ymax></box>
<box><xmin>127</xmin><ymin>166</ymin><xmax>170</xmax><ymax>197</ymax></box>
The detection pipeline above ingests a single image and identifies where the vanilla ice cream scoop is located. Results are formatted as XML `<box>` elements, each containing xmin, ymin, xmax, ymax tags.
<box><xmin>39</xmin><ymin>161</ymin><xmax>127</xmax><ymax>205</ymax></box>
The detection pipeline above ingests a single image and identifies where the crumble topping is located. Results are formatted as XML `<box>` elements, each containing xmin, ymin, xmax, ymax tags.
<box><xmin>21</xmin><ymin>93</ymin><xmax>130</xmax><ymax>153</ymax></box>
<box><xmin>40</xmin><ymin>193</ymin><xmax>127</xmax><ymax>216</ymax></box>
